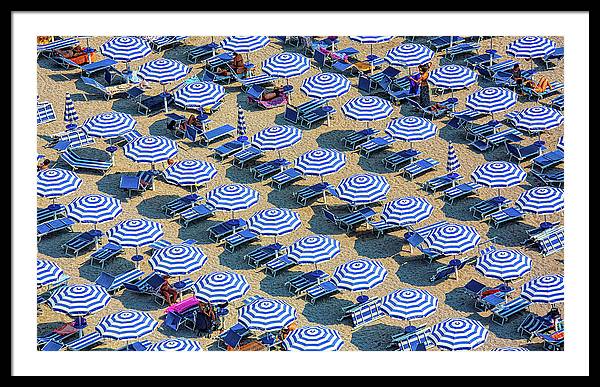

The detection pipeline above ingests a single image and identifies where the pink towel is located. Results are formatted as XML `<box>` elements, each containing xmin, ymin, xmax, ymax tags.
<box><xmin>165</xmin><ymin>296</ymin><xmax>199</xmax><ymax>314</ymax></box>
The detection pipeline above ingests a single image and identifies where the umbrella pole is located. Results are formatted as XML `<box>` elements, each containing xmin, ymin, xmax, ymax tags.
<box><xmin>163</xmin><ymin>84</ymin><xmax>169</xmax><ymax>113</ymax></box>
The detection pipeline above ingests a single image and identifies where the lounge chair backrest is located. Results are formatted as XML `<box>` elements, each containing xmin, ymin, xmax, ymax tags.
<box><xmin>313</xmin><ymin>49</ymin><xmax>327</xmax><ymax>67</ymax></box>
<box><xmin>382</xmin><ymin>66</ymin><xmax>401</xmax><ymax>78</ymax></box>
<box><xmin>81</xmin><ymin>76</ymin><xmax>106</xmax><ymax>91</ymax></box>
<box><xmin>357</xmin><ymin>76</ymin><xmax>371</xmax><ymax>93</ymax></box>
<box><xmin>95</xmin><ymin>272</ymin><xmax>115</xmax><ymax>288</ymax></box>
<box><xmin>146</xmin><ymin>273</ymin><xmax>166</xmax><ymax>290</ymax></box>
<box><xmin>283</xmin><ymin>105</ymin><xmax>299</xmax><ymax>123</ymax></box>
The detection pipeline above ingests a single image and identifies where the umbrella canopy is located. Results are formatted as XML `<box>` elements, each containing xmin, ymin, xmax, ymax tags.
<box><xmin>251</xmin><ymin>125</ymin><xmax>302</xmax><ymax>151</ymax></box>
<box><xmin>521</xmin><ymin>274</ymin><xmax>564</xmax><ymax>304</ymax></box>
<box><xmin>247</xmin><ymin>208</ymin><xmax>302</xmax><ymax>237</ymax></box>
<box><xmin>557</xmin><ymin>135</ymin><xmax>564</xmax><ymax>151</ymax></box>
<box><xmin>48</xmin><ymin>284</ymin><xmax>111</xmax><ymax>317</ymax></box>
<box><xmin>349</xmin><ymin>36</ymin><xmax>394</xmax><ymax>44</ymax></box>
<box><xmin>515</xmin><ymin>186</ymin><xmax>564</xmax><ymax>215</ymax></box>
<box><xmin>506</xmin><ymin>36</ymin><xmax>556</xmax><ymax>59</ymax></box>
<box><xmin>471</xmin><ymin>161</ymin><xmax>527</xmax><ymax>188</ymax></box>
<box><xmin>336</xmin><ymin>173</ymin><xmax>390</xmax><ymax>206</ymax></box>
<box><xmin>100</xmin><ymin>36</ymin><xmax>152</xmax><ymax>62</ymax></box>
<box><xmin>381</xmin><ymin>196</ymin><xmax>433</xmax><ymax>226</ymax></box>
<box><xmin>149</xmin><ymin>244</ymin><xmax>207</xmax><ymax>277</ymax></box>
<box><xmin>37</xmin><ymin>259</ymin><xmax>64</xmax><ymax>287</ymax></box>
<box><xmin>300</xmin><ymin>73</ymin><xmax>351</xmax><ymax>100</ymax></box>
<box><xmin>163</xmin><ymin>160</ymin><xmax>217</xmax><ymax>188</ymax></box>
<box><xmin>237</xmin><ymin>104</ymin><xmax>247</xmax><ymax>137</ymax></box>
<box><xmin>331</xmin><ymin>258</ymin><xmax>388</xmax><ymax>292</ymax></box>
<box><xmin>287</xmin><ymin>235</ymin><xmax>340</xmax><ymax>265</ymax></box>
<box><xmin>123</xmin><ymin>136</ymin><xmax>178</xmax><ymax>165</ymax></box>
<box><xmin>106</xmin><ymin>219</ymin><xmax>164</xmax><ymax>249</ymax></box>
<box><xmin>146</xmin><ymin>338</ymin><xmax>203</xmax><ymax>351</ymax></box>
<box><xmin>466</xmin><ymin>87</ymin><xmax>517</xmax><ymax>115</ymax></box>
<box><xmin>446</xmin><ymin>142</ymin><xmax>460</xmax><ymax>174</ymax></box>
<box><xmin>385</xmin><ymin>43</ymin><xmax>434</xmax><ymax>67</ymax></box>
<box><xmin>428</xmin><ymin>65</ymin><xmax>478</xmax><ymax>90</ymax></box>
<box><xmin>172</xmin><ymin>81</ymin><xmax>225</xmax><ymax>110</ymax></box>
<box><xmin>66</xmin><ymin>194</ymin><xmax>122</xmax><ymax>225</ymax></box>
<box><xmin>282</xmin><ymin>325</ymin><xmax>344</xmax><ymax>351</ymax></box>
<box><xmin>492</xmin><ymin>347</ymin><xmax>529</xmax><ymax>351</ymax></box>
<box><xmin>193</xmin><ymin>271</ymin><xmax>250</xmax><ymax>305</ymax></box>
<box><xmin>475</xmin><ymin>249</ymin><xmax>532</xmax><ymax>281</ymax></box>
<box><xmin>294</xmin><ymin>148</ymin><xmax>346</xmax><ymax>177</ymax></box>
<box><xmin>381</xmin><ymin>288</ymin><xmax>438</xmax><ymax>321</ymax></box>
<box><xmin>262</xmin><ymin>52</ymin><xmax>311</xmax><ymax>79</ymax></box>
<box><xmin>37</xmin><ymin>169</ymin><xmax>82</xmax><ymax>199</ymax></box>
<box><xmin>205</xmin><ymin>184</ymin><xmax>260</xmax><ymax>212</ymax></box>
<box><xmin>63</xmin><ymin>93</ymin><xmax>79</xmax><ymax>123</ymax></box>
<box><xmin>238</xmin><ymin>298</ymin><xmax>297</xmax><ymax>331</ymax></box>
<box><xmin>220</xmin><ymin>36</ymin><xmax>270</xmax><ymax>53</ymax></box>
<box><xmin>424</xmin><ymin>223</ymin><xmax>481</xmax><ymax>255</ymax></box>
<box><xmin>96</xmin><ymin>310</ymin><xmax>158</xmax><ymax>340</ymax></box>
<box><xmin>430</xmin><ymin>318</ymin><xmax>489</xmax><ymax>351</ymax></box>
<box><xmin>513</xmin><ymin>106</ymin><xmax>564</xmax><ymax>133</ymax></box>
<box><xmin>342</xmin><ymin>96</ymin><xmax>394</xmax><ymax>122</ymax></box>
<box><xmin>385</xmin><ymin>116</ymin><xmax>437</xmax><ymax>143</ymax></box>
<box><xmin>138</xmin><ymin>58</ymin><xmax>190</xmax><ymax>84</ymax></box>
<box><xmin>80</xmin><ymin>111</ymin><xmax>137</xmax><ymax>139</ymax></box>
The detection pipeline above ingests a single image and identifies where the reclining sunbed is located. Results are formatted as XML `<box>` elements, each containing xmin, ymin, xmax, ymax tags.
<box><xmin>178</xmin><ymin>203</ymin><xmax>216</xmax><ymax>228</ymax></box>
<box><xmin>294</xmin><ymin>182</ymin><xmax>337</xmax><ymax>206</ymax></box>
<box><xmin>37</xmin><ymin>218</ymin><xmax>76</xmax><ymax>241</ymax></box>
<box><xmin>251</xmin><ymin>158</ymin><xmax>291</xmax><ymax>181</ymax></box>
<box><xmin>245</xmin><ymin>243</ymin><xmax>286</xmax><ymax>268</ymax></box>
<box><xmin>59</xmin><ymin>148</ymin><xmax>113</xmax><ymax>174</ymax></box>
<box><xmin>286</xmin><ymin>270</ymin><xmax>329</xmax><ymax>295</ymax></box>
<box><xmin>222</xmin><ymin>229</ymin><xmax>260</xmax><ymax>252</ymax></box>
<box><xmin>95</xmin><ymin>268</ymin><xmax>144</xmax><ymax>294</ymax></box>
<box><xmin>491</xmin><ymin>296</ymin><xmax>531</xmax><ymax>325</ymax></box>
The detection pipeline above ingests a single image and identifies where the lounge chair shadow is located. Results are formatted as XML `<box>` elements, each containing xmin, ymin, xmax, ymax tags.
<box><xmin>356</xmin><ymin>153</ymin><xmax>393</xmax><ymax>174</ymax></box>
<box><xmin>266</xmin><ymin>188</ymin><xmax>302</xmax><ymax>210</ymax></box>
<box><xmin>485</xmin><ymin>222</ymin><xmax>532</xmax><ymax>248</ymax></box>
<box><xmin>484</xmin><ymin>313</ymin><xmax>529</xmax><ymax>341</ymax></box>
<box><xmin>306</xmin><ymin>206</ymin><xmax>346</xmax><ymax>236</ymax></box>
<box><xmin>177</xmin><ymin>219</ymin><xmax>221</xmax><ymax>245</ymax></box>
<box><xmin>136</xmin><ymin>194</ymin><xmax>180</xmax><ymax>220</ymax></box>
<box><xmin>482</xmin><ymin>146</ymin><xmax>512</xmax><ymax>162</ymax></box>
<box><xmin>258</xmin><ymin>271</ymin><xmax>297</xmax><ymax>298</ymax></box>
<box><xmin>77</xmin><ymin>256</ymin><xmax>136</xmax><ymax>283</ymax></box>
<box><xmin>115</xmin><ymin>290</ymin><xmax>164</xmax><ymax>312</ymax></box>
<box><xmin>37</xmin><ymin>232</ymin><xmax>78</xmax><ymax>258</ymax></box>
<box><xmin>301</xmin><ymin>296</ymin><xmax>352</xmax><ymax>326</ymax></box>
<box><xmin>161</xmin><ymin>45</ymin><xmax>191</xmax><ymax>62</ymax></box>
<box><xmin>37</xmin><ymin>321</ymin><xmax>68</xmax><ymax>335</ymax></box>
<box><xmin>47</xmin><ymin>73</ymin><xmax>78</xmax><ymax>82</ymax></box>
<box><xmin>224</xmin><ymin>165</ymin><xmax>257</xmax><ymax>185</ymax></box>
<box><xmin>350</xmin><ymin>323</ymin><xmax>399</xmax><ymax>351</ymax></box>
<box><xmin>444</xmin><ymin>287</ymin><xmax>479</xmax><ymax>313</ymax></box>
<box><xmin>218</xmin><ymin>248</ymin><xmax>259</xmax><ymax>271</ymax></box>
<box><xmin>315</xmin><ymin>129</ymin><xmax>354</xmax><ymax>152</ymax></box>
<box><xmin>437</xmin><ymin>124</ymin><xmax>471</xmax><ymax>145</ymax></box>
<box><xmin>394</xmin><ymin>258</ymin><xmax>439</xmax><ymax>287</ymax></box>
<box><xmin>95</xmin><ymin>172</ymin><xmax>125</xmax><ymax>198</ymax></box>
<box><xmin>440</xmin><ymin>198</ymin><xmax>481</xmax><ymax>222</ymax></box>
<box><xmin>147</xmin><ymin>119</ymin><xmax>172</xmax><ymax>137</ymax></box>
<box><xmin>353</xmin><ymin>234</ymin><xmax>404</xmax><ymax>259</ymax></box>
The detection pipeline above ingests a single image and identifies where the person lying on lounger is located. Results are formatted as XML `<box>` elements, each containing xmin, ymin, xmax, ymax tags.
<box><xmin>261</xmin><ymin>86</ymin><xmax>285</xmax><ymax>101</ymax></box>
<box><xmin>54</xmin><ymin>45</ymin><xmax>86</xmax><ymax>59</ymax></box>
<box><xmin>523</xmin><ymin>75</ymin><xmax>552</xmax><ymax>93</ymax></box>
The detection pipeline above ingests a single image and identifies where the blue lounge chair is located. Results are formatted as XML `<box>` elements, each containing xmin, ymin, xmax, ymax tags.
<box><xmin>81</xmin><ymin>76</ymin><xmax>134</xmax><ymax>101</ymax></box>
<box><xmin>358</xmin><ymin>135</ymin><xmax>396</xmax><ymax>158</ymax></box>
<box><xmin>401</xmin><ymin>158</ymin><xmax>440</xmax><ymax>180</ymax></box>
<box><xmin>270</xmin><ymin>168</ymin><xmax>304</xmax><ymax>190</ymax></box>
<box><xmin>119</xmin><ymin>170</ymin><xmax>157</xmax><ymax>198</ymax></box>
<box><xmin>95</xmin><ymin>268</ymin><xmax>144</xmax><ymax>294</ymax></box>
<box><xmin>59</xmin><ymin>148</ymin><xmax>112</xmax><ymax>174</ymax></box>
<box><xmin>199</xmin><ymin>124</ymin><xmax>237</xmax><ymax>145</ymax></box>
<box><xmin>48</xmin><ymin>128</ymin><xmax>95</xmax><ymax>151</ymax></box>
<box><xmin>65</xmin><ymin>331</ymin><xmax>103</xmax><ymax>351</ymax></box>
<box><xmin>187</xmin><ymin>42</ymin><xmax>220</xmax><ymax>63</ymax></box>
<box><xmin>162</xmin><ymin>194</ymin><xmax>203</xmax><ymax>217</ymax></box>
<box><xmin>523</xmin><ymin>81</ymin><xmax>564</xmax><ymax>101</ymax></box>
<box><xmin>368</xmin><ymin>218</ymin><xmax>404</xmax><ymax>238</ymax></box>
<box><xmin>137</xmin><ymin>94</ymin><xmax>173</xmax><ymax>116</ymax></box>
<box><xmin>304</xmin><ymin>280</ymin><xmax>339</xmax><ymax>304</ymax></box>
<box><xmin>37</xmin><ymin>218</ymin><xmax>76</xmax><ymax>241</ymax></box>
<box><xmin>337</xmin><ymin>207</ymin><xmax>377</xmax><ymax>233</ymax></box>
<box><xmin>531</xmin><ymin>150</ymin><xmax>564</xmax><ymax>173</ymax></box>
<box><xmin>147</xmin><ymin>36</ymin><xmax>187</xmax><ymax>52</ymax></box>
<box><xmin>542</xmin><ymin>47</ymin><xmax>564</xmax><ymax>69</ymax></box>
<box><xmin>37</xmin><ymin>204</ymin><xmax>66</xmax><ymax>224</ymax></box>
<box><xmin>442</xmin><ymin>182</ymin><xmax>482</xmax><ymax>204</ymax></box>
<box><xmin>263</xmin><ymin>254</ymin><xmax>296</xmax><ymax>277</ymax></box>
<box><xmin>407</xmin><ymin>97</ymin><xmax>458</xmax><ymax>119</ymax></box>
<box><xmin>430</xmin><ymin>255</ymin><xmax>477</xmax><ymax>283</ymax></box>
<box><xmin>536</xmin><ymin>329</ymin><xmax>564</xmax><ymax>351</ymax></box>
<box><xmin>464</xmin><ymin>120</ymin><xmax>502</xmax><ymax>141</ymax></box>
<box><xmin>506</xmin><ymin>142</ymin><xmax>545</xmax><ymax>163</ymax></box>
<box><xmin>396</xmin><ymin>328</ymin><xmax>435</xmax><ymax>351</ymax></box>
<box><xmin>444</xmin><ymin>42</ymin><xmax>480</xmax><ymax>61</ymax></box>
<box><xmin>245</xmin><ymin>243</ymin><xmax>286</xmax><ymax>268</ymax></box>
<box><xmin>238</xmin><ymin>73</ymin><xmax>278</xmax><ymax>92</ymax></box>
<box><xmin>531</xmin><ymin>168</ymin><xmax>564</xmax><ymax>187</ymax></box>
<box><xmin>342</xmin><ymin>128</ymin><xmax>380</xmax><ymax>150</ymax></box>
<box><xmin>447</xmin><ymin>109</ymin><xmax>488</xmax><ymax>130</ymax></box>
<box><xmin>299</xmin><ymin>106</ymin><xmax>336</xmax><ymax>129</ymax></box>
<box><xmin>428</xmin><ymin>36</ymin><xmax>465</xmax><ymax>52</ymax></box>
<box><xmin>382</xmin><ymin>149</ymin><xmax>421</xmax><ymax>171</ymax></box>
<box><xmin>214</xmin><ymin>140</ymin><xmax>247</xmax><ymax>160</ymax></box>
<box><xmin>491</xmin><ymin>297</ymin><xmax>532</xmax><ymax>325</ymax></box>
<box><xmin>518</xmin><ymin>312</ymin><xmax>558</xmax><ymax>340</ymax></box>
<box><xmin>294</xmin><ymin>182</ymin><xmax>337</xmax><ymax>206</ymax></box>
<box><xmin>178</xmin><ymin>203</ymin><xmax>216</xmax><ymax>228</ymax></box>
<box><xmin>223</xmin><ymin>229</ymin><xmax>260</xmax><ymax>252</ymax></box>
<box><xmin>348</xmin><ymin>298</ymin><xmax>386</xmax><ymax>331</ymax></box>
<box><xmin>37</xmin><ymin>101</ymin><xmax>56</xmax><ymax>125</ymax></box>
<box><xmin>487</xmin><ymin>207</ymin><xmax>524</xmax><ymax>228</ymax></box>
<box><xmin>475</xmin><ymin>59</ymin><xmax>519</xmax><ymax>79</ymax></box>
<box><xmin>208</xmin><ymin>219</ymin><xmax>247</xmax><ymax>243</ymax></box>
<box><xmin>469</xmin><ymin>127</ymin><xmax>524</xmax><ymax>152</ymax></box>
<box><xmin>217</xmin><ymin>323</ymin><xmax>251</xmax><ymax>350</ymax></box>
<box><xmin>286</xmin><ymin>270</ymin><xmax>329</xmax><ymax>295</ymax></box>
<box><xmin>422</xmin><ymin>173</ymin><xmax>463</xmax><ymax>193</ymax></box>
<box><xmin>537</xmin><ymin>230</ymin><xmax>564</xmax><ymax>257</ymax></box>
<box><xmin>548</xmin><ymin>94</ymin><xmax>564</xmax><ymax>111</ymax></box>
<box><xmin>464</xmin><ymin>51</ymin><xmax>502</xmax><ymax>68</ymax></box>
<box><xmin>251</xmin><ymin>158</ymin><xmax>291</xmax><ymax>181</ymax></box>
<box><xmin>89</xmin><ymin>242</ymin><xmax>123</xmax><ymax>267</ymax></box>
<box><xmin>470</xmin><ymin>196</ymin><xmax>511</xmax><ymax>220</ymax></box>
<box><xmin>232</xmin><ymin>146</ymin><xmax>264</xmax><ymax>168</ymax></box>
<box><xmin>40</xmin><ymin>339</ymin><xmax>65</xmax><ymax>351</ymax></box>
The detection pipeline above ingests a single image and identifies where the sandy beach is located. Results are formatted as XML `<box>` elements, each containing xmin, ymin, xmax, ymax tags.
<box><xmin>36</xmin><ymin>35</ymin><xmax>564</xmax><ymax>351</ymax></box>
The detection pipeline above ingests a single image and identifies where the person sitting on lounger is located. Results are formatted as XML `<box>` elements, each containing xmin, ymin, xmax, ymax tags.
<box><xmin>216</xmin><ymin>52</ymin><xmax>246</xmax><ymax>76</ymax></box>
<box><xmin>262</xmin><ymin>86</ymin><xmax>285</xmax><ymax>101</ymax></box>
<box><xmin>160</xmin><ymin>275</ymin><xmax>179</xmax><ymax>305</ymax></box>
<box><xmin>511</xmin><ymin>64</ymin><xmax>525</xmax><ymax>93</ymax></box>
<box><xmin>278</xmin><ymin>321</ymin><xmax>298</xmax><ymax>342</ymax></box>
<box><xmin>55</xmin><ymin>45</ymin><xmax>85</xmax><ymax>59</ymax></box>
<box><xmin>37</xmin><ymin>159</ymin><xmax>51</xmax><ymax>171</ymax></box>
<box><xmin>523</xmin><ymin>75</ymin><xmax>552</xmax><ymax>93</ymax></box>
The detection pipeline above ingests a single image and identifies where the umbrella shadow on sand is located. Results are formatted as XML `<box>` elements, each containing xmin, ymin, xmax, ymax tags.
<box><xmin>95</xmin><ymin>172</ymin><xmax>126</xmax><ymax>198</ymax></box>
<box><xmin>356</xmin><ymin>152</ymin><xmax>393</xmax><ymax>174</ymax></box>
<box><xmin>224</xmin><ymin>165</ymin><xmax>258</xmax><ymax>185</ymax></box>
<box><xmin>301</xmin><ymin>297</ymin><xmax>352</xmax><ymax>326</ymax></box>
<box><xmin>394</xmin><ymin>258</ymin><xmax>440</xmax><ymax>288</ymax></box>
<box><xmin>37</xmin><ymin>231</ymin><xmax>78</xmax><ymax>258</ymax></box>
<box><xmin>353</xmin><ymin>234</ymin><xmax>404</xmax><ymax>259</ymax></box>
<box><xmin>218</xmin><ymin>247</ymin><xmax>260</xmax><ymax>271</ymax></box>
<box><xmin>177</xmin><ymin>218</ymin><xmax>221</xmax><ymax>245</ymax></box>
<box><xmin>444</xmin><ymin>287</ymin><xmax>478</xmax><ymax>313</ymax></box>
<box><xmin>147</xmin><ymin>118</ymin><xmax>172</xmax><ymax>137</ymax></box>
<box><xmin>259</xmin><ymin>271</ymin><xmax>297</xmax><ymax>298</ymax></box>
<box><xmin>266</xmin><ymin>187</ymin><xmax>303</xmax><ymax>210</ymax></box>
<box><xmin>116</xmin><ymin>290</ymin><xmax>164</xmax><ymax>312</ymax></box>
<box><xmin>306</xmin><ymin>205</ymin><xmax>346</xmax><ymax>236</ymax></box>
<box><xmin>350</xmin><ymin>323</ymin><xmax>399</xmax><ymax>351</ymax></box>
<box><xmin>136</xmin><ymin>194</ymin><xmax>179</xmax><ymax>220</ymax></box>
<box><xmin>315</xmin><ymin>129</ymin><xmax>354</xmax><ymax>152</ymax></box>
<box><xmin>440</xmin><ymin>198</ymin><xmax>481</xmax><ymax>222</ymax></box>
<box><xmin>485</xmin><ymin>222</ymin><xmax>533</xmax><ymax>248</ymax></box>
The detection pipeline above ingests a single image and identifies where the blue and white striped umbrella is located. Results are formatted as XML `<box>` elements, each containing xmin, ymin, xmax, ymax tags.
<box><xmin>506</xmin><ymin>36</ymin><xmax>556</xmax><ymax>59</ymax></box>
<box><xmin>342</xmin><ymin>96</ymin><xmax>394</xmax><ymax>122</ymax></box>
<box><xmin>475</xmin><ymin>249</ymin><xmax>532</xmax><ymax>281</ymax></box>
<box><xmin>331</xmin><ymin>259</ymin><xmax>388</xmax><ymax>292</ymax></box>
<box><xmin>251</xmin><ymin>125</ymin><xmax>302</xmax><ymax>151</ymax></box>
<box><xmin>100</xmin><ymin>36</ymin><xmax>152</xmax><ymax>62</ymax></box>
<box><xmin>123</xmin><ymin>136</ymin><xmax>178</xmax><ymax>165</ymax></box>
<box><xmin>66</xmin><ymin>194</ymin><xmax>122</xmax><ymax>225</ymax></box>
<box><xmin>262</xmin><ymin>52</ymin><xmax>311</xmax><ymax>79</ymax></box>
<box><xmin>521</xmin><ymin>274</ymin><xmax>564</xmax><ymax>304</ymax></box>
<box><xmin>288</xmin><ymin>235</ymin><xmax>341</xmax><ymax>265</ymax></box>
<box><xmin>220</xmin><ymin>36</ymin><xmax>270</xmax><ymax>53</ymax></box>
<box><xmin>63</xmin><ymin>93</ymin><xmax>78</xmax><ymax>124</ymax></box>
<box><xmin>283</xmin><ymin>325</ymin><xmax>344</xmax><ymax>351</ymax></box>
<box><xmin>237</xmin><ymin>104</ymin><xmax>247</xmax><ymax>137</ymax></box>
<box><xmin>147</xmin><ymin>338</ymin><xmax>203</xmax><ymax>351</ymax></box>
<box><xmin>193</xmin><ymin>271</ymin><xmax>250</xmax><ymax>304</ymax></box>
<box><xmin>349</xmin><ymin>36</ymin><xmax>394</xmax><ymax>44</ymax></box>
<box><xmin>385</xmin><ymin>43</ymin><xmax>434</xmax><ymax>67</ymax></box>
<box><xmin>492</xmin><ymin>347</ymin><xmax>529</xmax><ymax>351</ymax></box>
<box><xmin>385</xmin><ymin>116</ymin><xmax>437</xmax><ymax>143</ymax></box>
<box><xmin>48</xmin><ymin>284</ymin><xmax>111</xmax><ymax>317</ymax></box>
<box><xmin>471</xmin><ymin>161</ymin><xmax>527</xmax><ymax>188</ymax></box>
<box><xmin>294</xmin><ymin>148</ymin><xmax>346</xmax><ymax>177</ymax></box>
<box><xmin>516</xmin><ymin>186</ymin><xmax>564</xmax><ymax>215</ymax></box>
<box><xmin>430</xmin><ymin>318</ymin><xmax>489</xmax><ymax>351</ymax></box>
<box><xmin>107</xmin><ymin>219</ymin><xmax>164</xmax><ymax>250</ymax></box>
<box><xmin>96</xmin><ymin>310</ymin><xmax>158</xmax><ymax>340</ymax></box>
<box><xmin>381</xmin><ymin>197</ymin><xmax>434</xmax><ymax>226</ymax></box>
<box><xmin>149</xmin><ymin>244</ymin><xmax>207</xmax><ymax>277</ymax></box>
<box><xmin>466</xmin><ymin>87</ymin><xmax>518</xmax><ymax>115</ymax></box>
<box><xmin>557</xmin><ymin>135</ymin><xmax>564</xmax><ymax>151</ymax></box>
<box><xmin>247</xmin><ymin>208</ymin><xmax>302</xmax><ymax>238</ymax></box>
<box><xmin>138</xmin><ymin>58</ymin><xmax>190</xmax><ymax>84</ymax></box>
<box><xmin>163</xmin><ymin>160</ymin><xmax>217</xmax><ymax>188</ymax></box>
<box><xmin>37</xmin><ymin>259</ymin><xmax>64</xmax><ymax>287</ymax></box>
<box><xmin>428</xmin><ymin>65</ymin><xmax>478</xmax><ymax>90</ymax></box>
<box><xmin>172</xmin><ymin>81</ymin><xmax>225</xmax><ymax>110</ymax></box>
<box><xmin>37</xmin><ymin>168</ymin><xmax>82</xmax><ymax>199</ymax></box>
<box><xmin>336</xmin><ymin>173</ymin><xmax>390</xmax><ymax>205</ymax></box>
<box><xmin>447</xmin><ymin>142</ymin><xmax>460</xmax><ymax>174</ymax></box>
<box><xmin>300</xmin><ymin>73</ymin><xmax>351</xmax><ymax>100</ymax></box>
<box><xmin>513</xmin><ymin>106</ymin><xmax>564</xmax><ymax>133</ymax></box>
<box><xmin>205</xmin><ymin>184</ymin><xmax>260</xmax><ymax>212</ymax></box>
<box><xmin>381</xmin><ymin>288</ymin><xmax>438</xmax><ymax>321</ymax></box>
<box><xmin>238</xmin><ymin>298</ymin><xmax>297</xmax><ymax>331</ymax></box>
<box><xmin>424</xmin><ymin>223</ymin><xmax>481</xmax><ymax>255</ymax></box>
<box><xmin>80</xmin><ymin>111</ymin><xmax>137</xmax><ymax>139</ymax></box>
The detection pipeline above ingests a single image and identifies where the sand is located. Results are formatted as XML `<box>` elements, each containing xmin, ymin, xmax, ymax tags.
<box><xmin>36</xmin><ymin>35</ymin><xmax>564</xmax><ymax>351</ymax></box>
